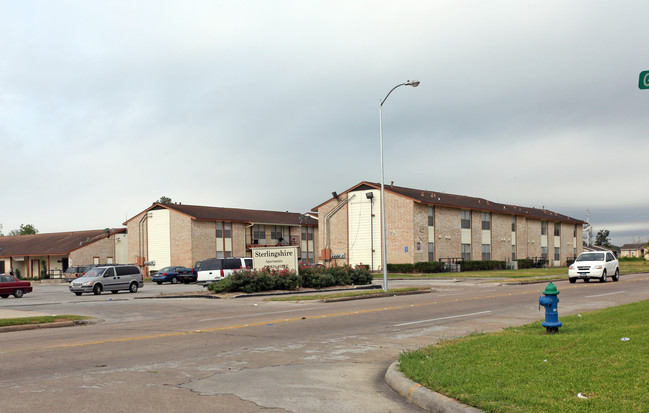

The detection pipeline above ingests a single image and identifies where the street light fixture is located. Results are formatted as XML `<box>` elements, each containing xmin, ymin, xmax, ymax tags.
<box><xmin>379</xmin><ymin>80</ymin><xmax>420</xmax><ymax>292</ymax></box>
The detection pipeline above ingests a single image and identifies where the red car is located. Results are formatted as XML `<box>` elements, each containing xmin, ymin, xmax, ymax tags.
<box><xmin>0</xmin><ymin>275</ymin><xmax>33</xmax><ymax>298</ymax></box>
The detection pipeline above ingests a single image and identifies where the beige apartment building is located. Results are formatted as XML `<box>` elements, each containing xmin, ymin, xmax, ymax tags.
<box><xmin>124</xmin><ymin>203</ymin><xmax>318</xmax><ymax>274</ymax></box>
<box><xmin>314</xmin><ymin>182</ymin><xmax>585</xmax><ymax>270</ymax></box>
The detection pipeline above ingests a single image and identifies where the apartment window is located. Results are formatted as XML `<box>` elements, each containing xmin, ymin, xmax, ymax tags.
<box><xmin>481</xmin><ymin>213</ymin><xmax>491</xmax><ymax>230</ymax></box>
<box><xmin>428</xmin><ymin>242</ymin><xmax>434</xmax><ymax>262</ymax></box>
<box><xmin>482</xmin><ymin>244</ymin><xmax>491</xmax><ymax>260</ymax></box>
<box><xmin>541</xmin><ymin>247</ymin><xmax>548</xmax><ymax>260</ymax></box>
<box><xmin>554</xmin><ymin>223</ymin><xmax>561</xmax><ymax>237</ymax></box>
<box><xmin>253</xmin><ymin>224</ymin><xmax>266</xmax><ymax>242</ymax></box>
<box><xmin>461</xmin><ymin>210</ymin><xmax>471</xmax><ymax>229</ymax></box>
<box><xmin>301</xmin><ymin>250</ymin><xmax>314</xmax><ymax>265</ymax></box>
<box><xmin>511</xmin><ymin>216</ymin><xmax>516</xmax><ymax>232</ymax></box>
<box><xmin>554</xmin><ymin>247</ymin><xmax>560</xmax><ymax>261</ymax></box>
<box><xmin>224</xmin><ymin>222</ymin><xmax>231</xmax><ymax>238</ymax></box>
<box><xmin>461</xmin><ymin>243</ymin><xmax>471</xmax><ymax>261</ymax></box>
<box><xmin>301</xmin><ymin>226</ymin><xmax>314</xmax><ymax>241</ymax></box>
<box><xmin>216</xmin><ymin>222</ymin><xmax>223</xmax><ymax>238</ymax></box>
<box><xmin>270</xmin><ymin>226</ymin><xmax>284</xmax><ymax>241</ymax></box>
<box><xmin>512</xmin><ymin>245</ymin><xmax>516</xmax><ymax>261</ymax></box>
<box><xmin>541</xmin><ymin>222</ymin><xmax>547</xmax><ymax>236</ymax></box>
<box><xmin>428</xmin><ymin>207</ymin><xmax>434</xmax><ymax>226</ymax></box>
<box><xmin>573</xmin><ymin>225</ymin><xmax>577</xmax><ymax>237</ymax></box>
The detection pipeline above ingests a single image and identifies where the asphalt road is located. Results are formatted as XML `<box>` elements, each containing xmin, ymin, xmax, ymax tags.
<box><xmin>1</xmin><ymin>274</ymin><xmax>648</xmax><ymax>412</ymax></box>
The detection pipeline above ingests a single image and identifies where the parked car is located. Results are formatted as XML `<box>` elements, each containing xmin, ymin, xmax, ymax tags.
<box><xmin>195</xmin><ymin>257</ymin><xmax>252</xmax><ymax>283</ymax></box>
<box><xmin>568</xmin><ymin>251</ymin><xmax>619</xmax><ymax>283</ymax></box>
<box><xmin>63</xmin><ymin>266</ymin><xmax>88</xmax><ymax>282</ymax></box>
<box><xmin>177</xmin><ymin>268</ymin><xmax>197</xmax><ymax>284</ymax></box>
<box><xmin>69</xmin><ymin>265</ymin><xmax>143</xmax><ymax>296</ymax></box>
<box><xmin>0</xmin><ymin>275</ymin><xmax>33</xmax><ymax>298</ymax></box>
<box><xmin>151</xmin><ymin>266</ymin><xmax>193</xmax><ymax>284</ymax></box>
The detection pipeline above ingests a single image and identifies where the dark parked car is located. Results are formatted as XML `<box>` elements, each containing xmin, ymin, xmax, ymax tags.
<box><xmin>0</xmin><ymin>275</ymin><xmax>33</xmax><ymax>298</ymax></box>
<box><xmin>177</xmin><ymin>268</ymin><xmax>197</xmax><ymax>284</ymax></box>
<box><xmin>151</xmin><ymin>266</ymin><xmax>194</xmax><ymax>284</ymax></box>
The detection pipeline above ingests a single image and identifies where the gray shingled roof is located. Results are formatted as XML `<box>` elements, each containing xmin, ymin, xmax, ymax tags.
<box><xmin>0</xmin><ymin>228</ymin><xmax>125</xmax><ymax>257</ymax></box>
<box><xmin>314</xmin><ymin>181</ymin><xmax>585</xmax><ymax>225</ymax></box>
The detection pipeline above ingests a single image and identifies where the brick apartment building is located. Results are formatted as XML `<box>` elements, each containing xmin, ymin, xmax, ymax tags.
<box><xmin>313</xmin><ymin>182</ymin><xmax>585</xmax><ymax>270</ymax></box>
<box><xmin>124</xmin><ymin>203</ymin><xmax>318</xmax><ymax>274</ymax></box>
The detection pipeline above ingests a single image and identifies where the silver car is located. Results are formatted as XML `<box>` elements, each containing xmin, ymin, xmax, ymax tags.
<box><xmin>69</xmin><ymin>265</ymin><xmax>143</xmax><ymax>296</ymax></box>
<box><xmin>568</xmin><ymin>251</ymin><xmax>619</xmax><ymax>283</ymax></box>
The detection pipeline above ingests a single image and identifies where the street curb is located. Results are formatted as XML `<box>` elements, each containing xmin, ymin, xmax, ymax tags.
<box><xmin>0</xmin><ymin>318</ymin><xmax>98</xmax><ymax>333</ymax></box>
<box><xmin>384</xmin><ymin>361</ymin><xmax>483</xmax><ymax>413</ymax></box>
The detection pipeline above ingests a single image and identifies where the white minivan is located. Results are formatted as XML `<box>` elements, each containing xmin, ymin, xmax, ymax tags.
<box><xmin>195</xmin><ymin>257</ymin><xmax>253</xmax><ymax>283</ymax></box>
<box><xmin>69</xmin><ymin>265</ymin><xmax>144</xmax><ymax>295</ymax></box>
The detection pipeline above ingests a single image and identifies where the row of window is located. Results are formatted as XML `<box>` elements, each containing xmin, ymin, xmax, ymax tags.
<box><xmin>428</xmin><ymin>208</ymin><xmax>576</xmax><ymax>238</ymax></box>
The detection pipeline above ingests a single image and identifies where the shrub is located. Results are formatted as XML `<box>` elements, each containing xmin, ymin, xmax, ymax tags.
<box><xmin>459</xmin><ymin>260</ymin><xmax>506</xmax><ymax>271</ymax></box>
<box><xmin>350</xmin><ymin>265</ymin><xmax>373</xmax><ymax>284</ymax></box>
<box><xmin>414</xmin><ymin>261</ymin><xmax>445</xmax><ymax>273</ymax></box>
<box><xmin>387</xmin><ymin>263</ymin><xmax>415</xmax><ymax>273</ymax></box>
<box><xmin>208</xmin><ymin>277</ymin><xmax>233</xmax><ymax>293</ymax></box>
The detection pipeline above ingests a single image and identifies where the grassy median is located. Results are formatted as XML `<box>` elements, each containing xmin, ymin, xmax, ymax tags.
<box><xmin>0</xmin><ymin>315</ymin><xmax>92</xmax><ymax>327</ymax></box>
<box><xmin>399</xmin><ymin>300</ymin><xmax>649</xmax><ymax>412</ymax></box>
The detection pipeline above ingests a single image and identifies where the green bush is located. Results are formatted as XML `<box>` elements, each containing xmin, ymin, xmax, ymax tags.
<box><xmin>207</xmin><ymin>264</ymin><xmax>372</xmax><ymax>294</ymax></box>
<box><xmin>351</xmin><ymin>265</ymin><xmax>373</xmax><ymax>284</ymax></box>
<box><xmin>208</xmin><ymin>277</ymin><xmax>232</xmax><ymax>293</ymax></box>
<box><xmin>387</xmin><ymin>263</ymin><xmax>415</xmax><ymax>273</ymax></box>
<box><xmin>414</xmin><ymin>261</ymin><xmax>445</xmax><ymax>273</ymax></box>
<box><xmin>459</xmin><ymin>260</ymin><xmax>506</xmax><ymax>271</ymax></box>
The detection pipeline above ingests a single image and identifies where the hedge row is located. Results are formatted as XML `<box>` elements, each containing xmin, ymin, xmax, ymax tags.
<box><xmin>516</xmin><ymin>258</ymin><xmax>548</xmax><ymax>269</ymax></box>
<box><xmin>207</xmin><ymin>265</ymin><xmax>373</xmax><ymax>294</ymax></box>
<box><xmin>388</xmin><ymin>260</ymin><xmax>507</xmax><ymax>273</ymax></box>
<box><xmin>387</xmin><ymin>262</ymin><xmax>446</xmax><ymax>274</ymax></box>
<box><xmin>459</xmin><ymin>260</ymin><xmax>506</xmax><ymax>271</ymax></box>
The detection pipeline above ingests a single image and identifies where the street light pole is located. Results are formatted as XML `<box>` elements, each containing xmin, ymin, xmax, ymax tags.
<box><xmin>379</xmin><ymin>80</ymin><xmax>420</xmax><ymax>292</ymax></box>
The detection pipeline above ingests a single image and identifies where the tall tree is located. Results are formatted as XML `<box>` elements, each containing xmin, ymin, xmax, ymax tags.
<box><xmin>155</xmin><ymin>196</ymin><xmax>173</xmax><ymax>205</ymax></box>
<box><xmin>8</xmin><ymin>224</ymin><xmax>39</xmax><ymax>236</ymax></box>
<box><xmin>594</xmin><ymin>229</ymin><xmax>611</xmax><ymax>247</ymax></box>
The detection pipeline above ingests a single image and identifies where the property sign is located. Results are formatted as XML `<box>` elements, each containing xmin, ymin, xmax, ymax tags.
<box><xmin>252</xmin><ymin>246</ymin><xmax>299</xmax><ymax>271</ymax></box>
<box><xmin>639</xmin><ymin>71</ymin><xmax>649</xmax><ymax>89</ymax></box>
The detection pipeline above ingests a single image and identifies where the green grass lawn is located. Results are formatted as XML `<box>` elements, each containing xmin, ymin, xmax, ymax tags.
<box><xmin>399</xmin><ymin>300</ymin><xmax>649</xmax><ymax>412</ymax></box>
<box><xmin>377</xmin><ymin>258</ymin><xmax>649</xmax><ymax>280</ymax></box>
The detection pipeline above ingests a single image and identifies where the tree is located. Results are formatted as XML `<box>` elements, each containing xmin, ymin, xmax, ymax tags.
<box><xmin>594</xmin><ymin>229</ymin><xmax>611</xmax><ymax>247</ymax></box>
<box><xmin>8</xmin><ymin>224</ymin><xmax>39</xmax><ymax>236</ymax></box>
<box><xmin>154</xmin><ymin>196</ymin><xmax>173</xmax><ymax>205</ymax></box>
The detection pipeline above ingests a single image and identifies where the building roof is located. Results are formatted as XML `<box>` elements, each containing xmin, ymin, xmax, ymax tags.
<box><xmin>125</xmin><ymin>203</ymin><xmax>318</xmax><ymax>226</ymax></box>
<box><xmin>313</xmin><ymin>181</ymin><xmax>585</xmax><ymax>225</ymax></box>
<box><xmin>0</xmin><ymin>228</ymin><xmax>126</xmax><ymax>257</ymax></box>
<box><xmin>620</xmin><ymin>243</ymin><xmax>645</xmax><ymax>250</ymax></box>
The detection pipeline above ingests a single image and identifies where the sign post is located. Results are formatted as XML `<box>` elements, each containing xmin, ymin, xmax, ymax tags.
<box><xmin>639</xmin><ymin>71</ymin><xmax>649</xmax><ymax>89</ymax></box>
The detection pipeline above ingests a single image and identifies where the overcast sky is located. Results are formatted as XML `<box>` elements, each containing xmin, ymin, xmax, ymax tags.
<box><xmin>1</xmin><ymin>1</ymin><xmax>648</xmax><ymax>247</ymax></box>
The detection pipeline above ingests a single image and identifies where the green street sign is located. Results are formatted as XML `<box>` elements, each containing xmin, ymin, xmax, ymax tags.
<box><xmin>639</xmin><ymin>71</ymin><xmax>649</xmax><ymax>89</ymax></box>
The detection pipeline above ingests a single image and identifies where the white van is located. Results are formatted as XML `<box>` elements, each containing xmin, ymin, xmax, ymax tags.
<box><xmin>195</xmin><ymin>257</ymin><xmax>252</xmax><ymax>283</ymax></box>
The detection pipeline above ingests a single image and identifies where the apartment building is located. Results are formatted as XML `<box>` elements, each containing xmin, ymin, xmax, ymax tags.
<box><xmin>125</xmin><ymin>203</ymin><xmax>318</xmax><ymax>273</ymax></box>
<box><xmin>314</xmin><ymin>182</ymin><xmax>584</xmax><ymax>270</ymax></box>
